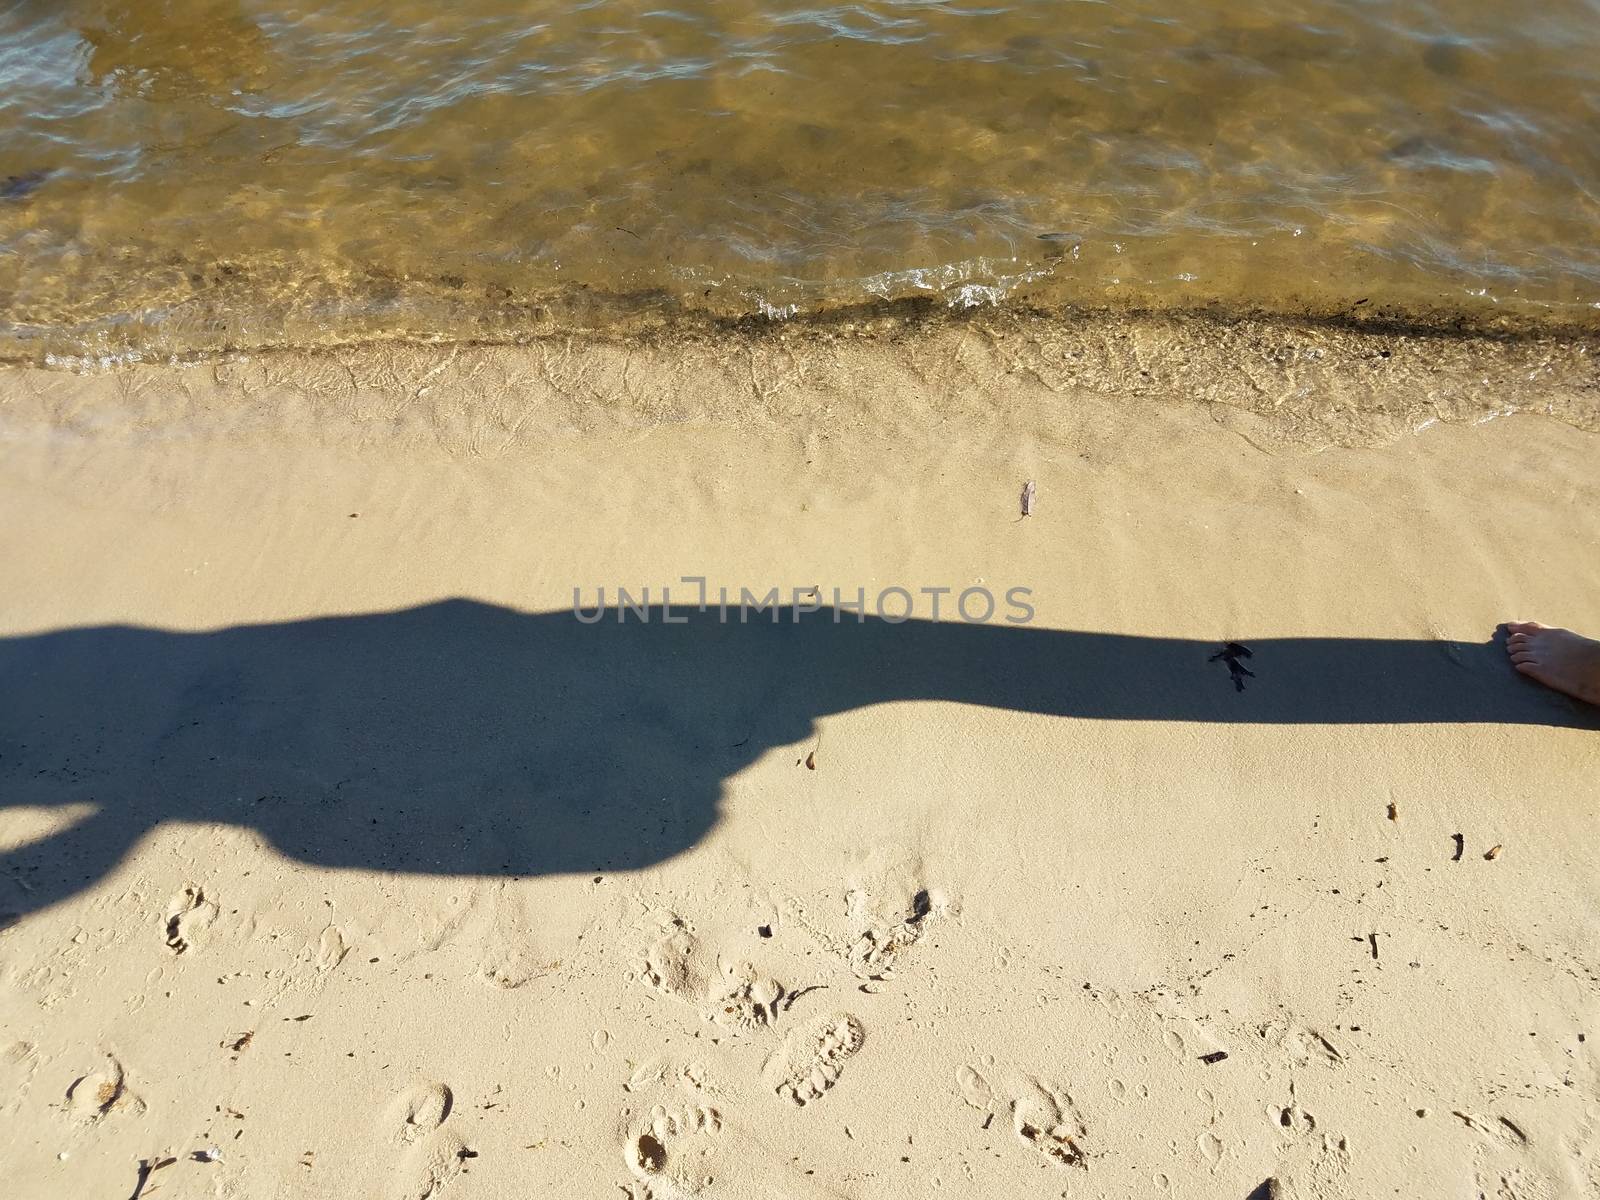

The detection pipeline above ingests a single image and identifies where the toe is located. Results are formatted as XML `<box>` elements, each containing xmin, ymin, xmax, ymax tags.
<box><xmin>1506</xmin><ymin>620</ymin><xmax>1549</xmax><ymax>634</ymax></box>
<box><xmin>1510</xmin><ymin>648</ymin><xmax>1540</xmax><ymax>665</ymax></box>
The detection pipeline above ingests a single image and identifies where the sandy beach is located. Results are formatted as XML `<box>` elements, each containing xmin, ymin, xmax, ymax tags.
<box><xmin>2</xmin><ymin>319</ymin><xmax>1599</xmax><ymax>1199</ymax></box>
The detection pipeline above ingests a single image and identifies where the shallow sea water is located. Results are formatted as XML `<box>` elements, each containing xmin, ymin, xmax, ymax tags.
<box><xmin>2</xmin><ymin>0</ymin><xmax>1599</xmax><ymax>360</ymax></box>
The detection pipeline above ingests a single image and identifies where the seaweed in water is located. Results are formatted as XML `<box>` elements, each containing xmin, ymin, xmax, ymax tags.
<box><xmin>1209</xmin><ymin>642</ymin><xmax>1255</xmax><ymax>692</ymax></box>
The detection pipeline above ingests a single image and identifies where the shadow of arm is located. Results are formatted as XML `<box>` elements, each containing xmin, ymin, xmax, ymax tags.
<box><xmin>804</xmin><ymin>619</ymin><xmax>1592</xmax><ymax>728</ymax></box>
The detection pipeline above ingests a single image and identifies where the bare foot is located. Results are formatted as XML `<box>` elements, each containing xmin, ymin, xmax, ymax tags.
<box><xmin>1505</xmin><ymin>621</ymin><xmax>1600</xmax><ymax>706</ymax></box>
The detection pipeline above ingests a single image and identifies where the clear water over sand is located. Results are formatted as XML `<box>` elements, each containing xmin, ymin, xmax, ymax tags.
<box><xmin>3</xmin><ymin>0</ymin><xmax>1599</xmax><ymax>360</ymax></box>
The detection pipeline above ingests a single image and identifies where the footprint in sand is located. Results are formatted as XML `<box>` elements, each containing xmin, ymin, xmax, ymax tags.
<box><xmin>479</xmin><ymin>885</ymin><xmax>560</xmax><ymax>989</ymax></box>
<box><xmin>1276</xmin><ymin>1101</ymin><xmax>1317</xmax><ymax>1136</ymax></box>
<box><xmin>640</xmin><ymin>916</ymin><xmax>784</xmax><ymax>1030</ymax></box>
<box><xmin>763</xmin><ymin>1013</ymin><xmax>864</xmax><ymax>1106</ymax></box>
<box><xmin>624</xmin><ymin>1102</ymin><xmax>725</xmax><ymax>1195</ymax></box>
<box><xmin>956</xmin><ymin>1064</ymin><xmax>994</xmax><ymax>1110</ymax></box>
<box><xmin>1274</xmin><ymin>1130</ymin><xmax>1352</xmax><ymax>1198</ymax></box>
<box><xmin>385</xmin><ymin>1081</ymin><xmax>453</xmax><ymax>1143</ymax></box>
<box><xmin>955</xmin><ymin>1066</ymin><xmax>1089</xmax><ymax>1169</ymax></box>
<box><xmin>1144</xmin><ymin>986</ymin><xmax>1230</xmax><ymax>1063</ymax></box>
<box><xmin>847</xmin><ymin>888</ymin><xmax>947</xmax><ymax>981</ymax></box>
<box><xmin>164</xmin><ymin>885</ymin><xmax>218</xmax><ymax>954</ymax></box>
<box><xmin>1000</xmin><ymin>1075</ymin><xmax>1089</xmax><ymax>1170</ymax></box>
<box><xmin>316</xmin><ymin>925</ymin><xmax>350</xmax><ymax>972</ymax></box>
<box><xmin>382</xmin><ymin>1081</ymin><xmax>468</xmax><ymax>1200</ymax></box>
<box><xmin>1450</xmin><ymin>1109</ymin><xmax>1552</xmax><ymax>1200</ymax></box>
<box><xmin>1</xmin><ymin>1041</ymin><xmax>38</xmax><ymax>1115</ymax></box>
<box><xmin>642</xmin><ymin>919</ymin><xmax>711</xmax><ymax>1000</ymax></box>
<box><xmin>479</xmin><ymin>941</ymin><xmax>549</xmax><ymax>990</ymax></box>
<box><xmin>1264</xmin><ymin>1021</ymin><xmax>1346</xmax><ymax>1069</ymax></box>
<box><xmin>65</xmin><ymin>1054</ymin><xmax>145</xmax><ymax>1122</ymax></box>
<box><xmin>708</xmin><ymin>960</ymin><xmax>785</xmax><ymax>1031</ymax></box>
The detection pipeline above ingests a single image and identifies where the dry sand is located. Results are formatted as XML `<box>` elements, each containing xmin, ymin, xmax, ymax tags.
<box><xmin>1</xmin><ymin>320</ymin><xmax>1598</xmax><ymax>1199</ymax></box>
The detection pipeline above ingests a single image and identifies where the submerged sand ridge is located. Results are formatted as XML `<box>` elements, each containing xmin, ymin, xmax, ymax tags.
<box><xmin>1</xmin><ymin>334</ymin><xmax>1598</xmax><ymax>1198</ymax></box>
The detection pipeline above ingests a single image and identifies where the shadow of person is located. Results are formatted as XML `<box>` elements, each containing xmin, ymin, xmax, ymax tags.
<box><xmin>1</xmin><ymin>601</ymin><xmax>1589</xmax><ymax>922</ymax></box>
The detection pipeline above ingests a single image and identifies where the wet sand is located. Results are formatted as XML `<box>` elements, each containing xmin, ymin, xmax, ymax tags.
<box><xmin>2</xmin><ymin>326</ymin><xmax>1599</xmax><ymax>1198</ymax></box>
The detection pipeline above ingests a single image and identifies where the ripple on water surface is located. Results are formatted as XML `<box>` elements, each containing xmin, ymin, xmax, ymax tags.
<box><xmin>1</xmin><ymin>0</ymin><xmax>1598</xmax><ymax>359</ymax></box>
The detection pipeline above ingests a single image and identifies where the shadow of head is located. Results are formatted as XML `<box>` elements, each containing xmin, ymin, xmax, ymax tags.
<box><xmin>0</xmin><ymin>601</ymin><xmax>1588</xmax><ymax>918</ymax></box>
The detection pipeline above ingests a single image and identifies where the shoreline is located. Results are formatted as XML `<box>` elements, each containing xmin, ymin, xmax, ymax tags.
<box><xmin>3</xmin><ymin>308</ymin><xmax>1596</xmax><ymax>457</ymax></box>
<box><xmin>8</xmin><ymin>292</ymin><xmax>1600</xmax><ymax>373</ymax></box>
